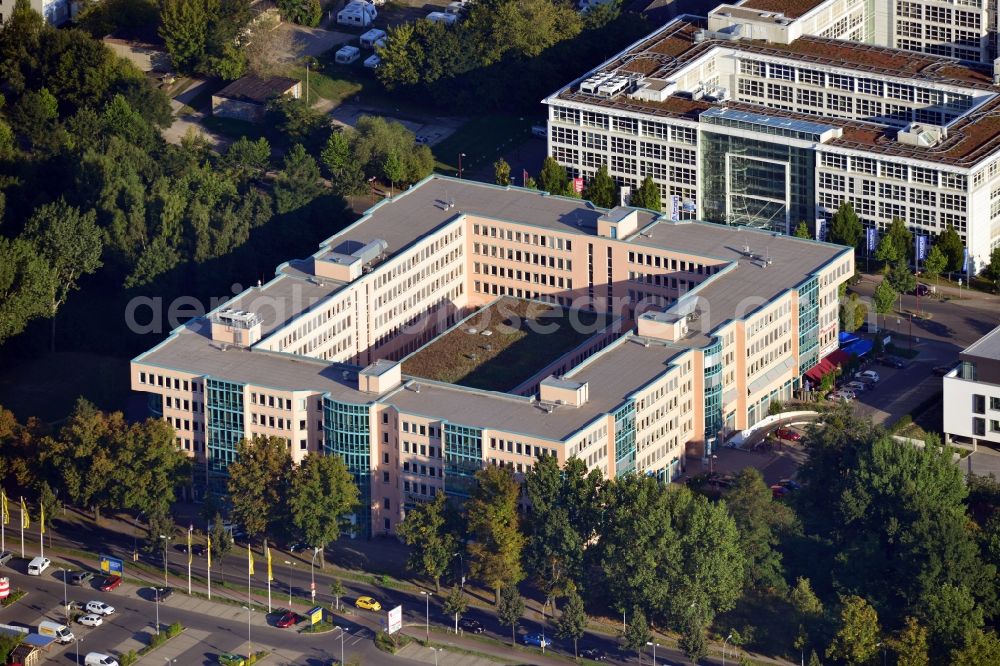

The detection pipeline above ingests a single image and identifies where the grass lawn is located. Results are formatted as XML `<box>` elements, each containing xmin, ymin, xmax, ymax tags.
<box><xmin>286</xmin><ymin>61</ymin><xmax>366</xmax><ymax>108</ymax></box>
<box><xmin>401</xmin><ymin>297</ymin><xmax>603</xmax><ymax>392</ymax></box>
<box><xmin>0</xmin><ymin>352</ymin><xmax>131</xmax><ymax>423</ymax></box>
<box><xmin>433</xmin><ymin>115</ymin><xmax>534</xmax><ymax>174</ymax></box>
<box><xmin>199</xmin><ymin>115</ymin><xmax>267</xmax><ymax>142</ymax></box>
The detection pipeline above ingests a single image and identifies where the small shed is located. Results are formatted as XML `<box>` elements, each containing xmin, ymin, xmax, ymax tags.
<box><xmin>359</xmin><ymin>28</ymin><xmax>387</xmax><ymax>49</ymax></box>
<box><xmin>335</xmin><ymin>45</ymin><xmax>361</xmax><ymax>65</ymax></box>
<box><xmin>211</xmin><ymin>75</ymin><xmax>301</xmax><ymax>123</ymax></box>
<box><xmin>11</xmin><ymin>643</ymin><xmax>44</xmax><ymax>666</ymax></box>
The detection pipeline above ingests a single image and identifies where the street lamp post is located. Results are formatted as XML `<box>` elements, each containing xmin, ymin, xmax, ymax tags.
<box><xmin>646</xmin><ymin>641</ymin><xmax>658</xmax><ymax>666</ymax></box>
<box><xmin>242</xmin><ymin>605</ymin><xmax>252</xmax><ymax>659</ymax></box>
<box><xmin>284</xmin><ymin>560</ymin><xmax>295</xmax><ymax>605</ymax></box>
<box><xmin>75</xmin><ymin>637</ymin><xmax>81</xmax><ymax>663</ymax></box>
<box><xmin>335</xmin><ymin>625</ymin><xmax>346</xmax><ymax>666</ymax></box>
<box><xmin>310</xmin><ymin>548</ymin><xmax>320</xmax><ymax>603</ymax></box>
<box><xmin>458</xmin><ymin>153</ymin><xmax>466</xmax><ymax>179</ymax></box>
<box><xmin>58</xmin><ymin>568</ymin><xmax>68</xmax><ymax>624</ymax></box>
<box><xmin>155</xmin><ymin>587</ymin><xmax>160</xmax><ymax>635</ymax></box>
<box><xmin>722</xmin><ymin>633</ymin><xmax>733</xmax><ymax>666</ymax></box>
<box><xmin>159</xmin><ymin>534</ymin><xmax>171</xmax><ymax>587</ymax></box>
<box><xmin>452</xmin><ymin>551</ymin><xmax>464</xmax><ymax>589</ymax></box>
<box><xmin>420</xmin><ymin>591</ymin><xmax>430</xmax><ymax>641</ymax></box>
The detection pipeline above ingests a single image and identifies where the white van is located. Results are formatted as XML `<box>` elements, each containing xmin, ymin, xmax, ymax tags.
<box><xmin>27</xmin><ymin>556</ymin><xmax>50</xmax><ymax>575</ymax></box>
<box><xmin>84</xmin><ymin>653</ymin><xmax>119</xmax><ymax>666</ymax></box>
<box><xmin>39</xmin><ymin>620</ymin><xmax>75</xmax><ymax>644</ymax></box>
<box><xmin>425</xmin><ymin>11</ymin><xmax>457</xmax><ymax>25</ymax></box>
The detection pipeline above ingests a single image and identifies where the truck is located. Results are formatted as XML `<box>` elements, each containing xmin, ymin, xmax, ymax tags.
<box><xmin>38</xmin><ymin>620</ymin><xmax>75</xmax><ymax>644</ymax></box>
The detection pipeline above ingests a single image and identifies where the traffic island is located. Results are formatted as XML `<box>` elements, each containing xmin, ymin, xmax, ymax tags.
<box><xmin>0</xmin><ymin>589</ymin><xmax>25</xmax><ymax>608</ymax></box>
<box><xmin>138</xmin><ymin>622</ymin><xmax>185</xmax><ymax>656</ymax></box>
<box><xmin>375</xmin><ymin>630</ymin><xmax>412</xmax><ymax>654</ymax></box>
<box><xmin>300</xmin><ymin>620</ymin><xmax>336</xmax><ymax>634</ymax></box>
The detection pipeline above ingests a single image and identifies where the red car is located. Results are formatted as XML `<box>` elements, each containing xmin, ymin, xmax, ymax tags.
<box><xmin>276</xmin><ymin>611</ymin><xmax>299</xmax><ymax>628</ymax></box>
<box><xmin>771</xmin><ymin>484</ymin><xmax>790</xmax><ymax>499</ymax></box>
<box><xmin>774</xmin><ymin>428</ymin><xmax>801</xmax><ymax>441</ymax></box>
<box><xmin>100</xmin><ymin>575</ymin><xmax>122</xmax><ymax>592</ymax></box>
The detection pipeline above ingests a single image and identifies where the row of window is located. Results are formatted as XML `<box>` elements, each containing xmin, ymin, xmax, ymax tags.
<box><xmin>276</xmin><ymin>295</ymin><xmax>352</xmax><ymax>351</ymax></box>
<box><xmin>139</xmin><ymin>372</ymin><xmax>201</xmax><ymax>393</ymax></box>
<box><xmin>817</xmin><ymin>155</ymin><xmax>966</xmax><ymax>189</ymax></box>
<box><xmin>473</xmin><ymin>223</ymin><xmax>573</xmax><ymax>251</ymax></box>
<box><xmin>475</xmin><ymin>263</ymin><xmax>575</xmax><ymax>289</ymax></box>
<box><xmin>489</xmin><ymin>437</ymin><xmax>556</xmax><ymax>458</ymax></box>
<box><xmin>402</xmin><ymin>461</ymin><xmax>439</xmax><ymax>477</ymax></box>
<box><xmin>164</xmin><ymin>396</ymin><xmax>203</xmax><ymax>413</ymax></box>
<box><xmin>402</xmin><ymin>440</ymin><xmax>442</xmax><ymax>457</ymax></box>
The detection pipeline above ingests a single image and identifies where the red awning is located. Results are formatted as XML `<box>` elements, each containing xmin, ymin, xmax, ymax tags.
<box><xmin>804</xmin><ymin>349</ymin><xmax>852</xmax><ymax>383</ymax></box>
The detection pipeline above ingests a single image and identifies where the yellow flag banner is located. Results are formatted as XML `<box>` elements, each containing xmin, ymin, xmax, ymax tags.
<box><xmin>207</xmin><ymin>532</ymin><xmax>212</xmax><ymax>569</ymax></box>
<box><xmin>20</xmin><ymin>497</ymin><xmax>29</xmax><ymax>529</ymax></box>
<box><xmin>248</xmin><ymin>544</ymin><xmax>255</xmax><ymax>576</ymax></box>
<box><xmin>40</xmin><ymin>503</ymin><xmax>45</xmax><ymax>534</ymax></box>
<box><xmin>266</xmin><ymin>543</ymin><xmax>273</xmax><ymax>582</ymax></box>
<box><xmin>1</xmin><ymin>489</ymin><xmax>9</xmax><ymax>525</ymax></box>
<box><xmin>187</xmin><ymin>528</ymin><xmax>193</xmax><ymax>566</ymax></box>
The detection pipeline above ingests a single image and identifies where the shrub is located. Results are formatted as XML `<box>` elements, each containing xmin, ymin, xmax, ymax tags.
<box><xmin>120</xmin><ymin>651</ymin><xmax>139</xmax><ymax>666</ymax></box>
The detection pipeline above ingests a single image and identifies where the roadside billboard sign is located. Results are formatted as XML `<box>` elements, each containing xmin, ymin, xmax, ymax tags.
<box><xmin>99</xmin><ymin>555</ymin><xmax>123</xmax><ymax>575</ymax></box>
<box><xmin>387</xmin><ymin>605</ymin><xmax>402</xmax><ymax>634</ymax></box>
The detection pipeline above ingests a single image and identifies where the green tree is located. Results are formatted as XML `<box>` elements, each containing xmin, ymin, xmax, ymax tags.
<box><xmin>223</xmin><ymin>136</ymin><xmax>271</xmax><ymax>180</ymax></box>
<box><xmin>9</xmin><ymin>86</ymin><xmax>59</xmax><ymax>152</ymax></box>
<box><xmin>226</xmin><ymin>435</ymin><xmax>293</xmax><ymax>540</ymax></box>
<box><xmin>839</xmin><ymin>293</ymin><xmax>867</xmax><ymax>334</ymax></box>
<box><xmin>321</xmin><ymin>130</ymin><xmax>365</xmax><ymax>196</ymax></box>
<box><xmin>923</xmin><ymin>244</ymin><xmax>947</xmax><ymax>280</ymax></box>
<box><xmin>664</xmin><ymin>488</ymin><xmax>746</xmax><ymax>628</ymax></box>
<box><xmin>23</xmin><ymin>199</ymin><xmax>103</xmax><ymax>352</ymax></box>
<box><xmin>159</xmin><ymin>0</ymin><xmax>209</xmax><ymax>74</ymax></box>
<box><xmin>274</xmin><ymin>144</ymin><xmax>324</xmax><ymax>214</ymax></box>
<box><xmin>920</xmin><ymin>583</ymin><xmax>983</xmax><ymax>657</ymax></box>
<box><xmin>467</xmin><ymin>465</ymin><xmax>525</xmax><ymax>603</ymax></box>
<box><xmin>266</xmin><ymin>95</ymin><xmax>329</xmax><ymax>149</ymax></box>
<box><xmin>496</xmin><ymin>582</ymin><xmax>525</xmax><ymax>646</ymax></box>
<box><xmin>873</xmin><ymin>279</ymin><xmax>896</xmax><ymax>325</ymax></box>
<box><xmin>679</xmin><ymin>618</ymin><xmax>708</xmax><ymax>665</ymax></box>
<box><xmin>0</xmin><ymin>235</ymin><xmax>55</xmax><ymax>345</ymax></box>
<box><xmin>826</xmin><ymin>595</ymin><xmax>880</xmax><ymax>666</ymax></box>
<box><xmin>725</xmin><ymin>468</ymin><xmax>790</xmax><ymax>591</ymax></box>
<box><xmin>382</xmin><ymin>150</ymin><xmax>405</xmax><ymax>194</ymax></box>
<box><xmin>984</xmin><ymin>246</ymin><xmax>1000</xmax><ymax>292</ymax></box>
<box><xmin>209</xmin><ymin>512</ymin><xmax>234</xmax><ymax>576</ymax></box>
<box><xmin>442</xmin><ymin>586</ymin><xmax>467</xmax><ymax>634</ymax></box>
<box><xmin>887</xmin><ymin>259</ymin><xmax>916</xmax><ymax>295</ymax></box>
<box><xmin>829</xmin><ymin>201</ymin><xmax>863</xmax><ymax>249</ymax></box>
<box><xmin>396</xmin><ymin>493</ymin><xmax>457</xmax><ymax>592</ymax></box>
<box><xmin>891</xmin><ymin>617</ymin><xmax>929</xmax><ymax>666</ymax></box>
<box><xmin>538</xmin><ymin>156</ymin><xmax>569</xmax><ymax>195</ymax></box>
<box><xmin>622</xmin><ymin>609</ymin><xmax>652</xmax><ymax>657</ymax></box>
<box><xmin>39</xmin><ymin>398</ymin><xmax>123</xmax><ymax>521</ymax></box>
<box><xmin>790</xmin><ymin>577</ymin><xmax>824</xmax><ymax>617</ymax></box>
<box><xmin>794</xmin><ymin>221</ymin><xmax>811</xmax><ymax>238</ymax></box>
<box><xmin>277</xmin><ymin>0</ymin><xmax>321</xmax><ymax>25</ymax></box>
<box><xmin>950</xmin><ymin>629</ymin><xmax>1000</xmax><ymax>666</ymax></box>
<box><xmin>583</xmin><ymin>164</ymin><xmax>617</xmax><ymax>208</ymax></box>
<box><xmin>375</xmin><ymin>23</ymin><xmax>422</xmax><ymax>89</ymax></box>
<box><xmin>556</xmin><ymin>586</ymin><xmax>587</xmax><ymax>658</ymax></box>
<box><xmin>118</xmin><ymin>417</ymin><xmax>191</xmax><ymax>518</ymax></box>
<box><xmin>329</xmin><ymin>578</ymin><xmax>345</xmax><ymax>611</ymax></box>
<box><xmin>630</xmin><ymin>175</ymin><xmax>661</xmax><ymax>211</ymax></box>
<box><xmin>494</xmin><ymin>157</ymin><xmax>511</xmax><ymax>186</ymax></box>
<box><xmin>0</xmin><ymin>631</ymin><xmax>23</xmax><ymax>663</ymax></box>
<box><xmin>288</xmin><ymin>453</ymin><xmax>359</xmax><ymax>566</ymax></box>
<box><xmin>875</xmin><ymin>217</ymin><xmax>912</xmax><ymax>265</ymax></box>
<box><xmin>936</xmin><ymin>225</ymin><xmax>964</xmax><ymax>273</ymax></box>
<box><xmin>351</xmin><ymin>116</ymin><xmax>434</xmax><ymax>184</ymax></box>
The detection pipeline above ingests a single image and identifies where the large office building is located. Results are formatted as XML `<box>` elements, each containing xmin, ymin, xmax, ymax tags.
<box><xmin>944</xmin><ymin>325</ymin><xmax>1000</xmax><ymax>448</ymax></box>
<box><xmin>543</xmin><ymin>10</ymin><xmax>1000</xmax><ymax>272</ymax></box>
<box><xmin>131</xmin><ymin>176</ymin><xmax>853</xmax><ymax>536</ymax></box>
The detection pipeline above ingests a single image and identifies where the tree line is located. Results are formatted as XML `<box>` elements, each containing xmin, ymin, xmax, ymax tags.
<box><xmin>0</xmin><ymin>5</ymin><xmax>353</xmax><ymax>354</ymax></box>
<box><xmin>394</xmin><ymin>405</ymin><xmax>1000</xmax><ymax>665</ymax></box>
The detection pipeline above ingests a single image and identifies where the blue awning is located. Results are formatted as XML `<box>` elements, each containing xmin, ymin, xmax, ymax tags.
<box><xmin>839</xmin><ymin>331</ymin><xmax>859</xmax><ymax>345</ymax></box>
<box><xmin>841</xmin><ymin>339</ymin><xmax>873</xmax><ymax>357</ymax></box>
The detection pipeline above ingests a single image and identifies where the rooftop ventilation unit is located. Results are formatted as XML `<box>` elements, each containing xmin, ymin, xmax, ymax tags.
<box><xmin>580</xmin><ymin>72</ymin><xmax>632</xmax><ymax>98</ymax></box>
<box><xmin>214</xmin><ymin>308</ymin><xmax>262</xmax><ymax>329</ymax></box>
<box><xmin>897</xmin><ymin>123</ymin><xmax>947</xmax><ymax>147</ymax></box>
<box><xmin>351</xmin><ymin>238</ymin><xmax>389</xmax><ymax>265</ymax></box>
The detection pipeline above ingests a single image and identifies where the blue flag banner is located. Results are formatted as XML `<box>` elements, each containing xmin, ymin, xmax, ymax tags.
<box><xmin>916</xmin><ymin>235</ymin><xmax>927</xmax><ymax>260</ymax></box>
<box><xmin>963</xmin><ymin>247</ymin><xmax>969</xmax><ymax>273</ymax></box>
<box><xmin>866</xmin><ymin>226</ymin><xmax>878</xmax><ymax>252</ymax></box>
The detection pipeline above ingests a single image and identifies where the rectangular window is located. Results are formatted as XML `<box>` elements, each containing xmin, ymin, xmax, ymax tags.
<box><xmin>973</xmin><ymin>417</ymin><xmax>986</xmax><ymax>437</ymax></box>
<box><xmin>974</xmin><ymin>394</ymin><xmax>986</xmax><ymax>414</ymax></box>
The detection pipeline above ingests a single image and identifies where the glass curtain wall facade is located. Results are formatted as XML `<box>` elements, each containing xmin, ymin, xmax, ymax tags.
<box><xmin>703</xmin><ymin>339</ymin><xmax>724</xmax><ymax>455</ymax></box>
<box><xmin>797</xmin><ymin>277</ymin><xmax>820</xmax><ymax>373</ymax></box>
<box><xmin>206</xmin><ymin>377</ymin><xmax>245</xmax><ymax>493</ymax></box>
<box><xmin>700</xmin><ymin>132</ymin><xmax>816</xmax><ymax>233</ymax></box>
<box><xmin>443</xmin><ymin>424</ymin><xmax>484</xmax><ymax>498</ymax></box>
<box><xmin>323</xmin><ymin>398</ymin><xmax>372</xmax><ymax>537</ymax></box>
<box><xmin>613</xmin><ymin>401</ymin><xmax>637</xmax><ymax>476</ymax></box>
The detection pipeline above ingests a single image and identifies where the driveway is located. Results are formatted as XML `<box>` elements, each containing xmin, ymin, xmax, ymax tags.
<box><xmin>163</xmin><ymin>78</ymin><xmax>227</xmax><ymax>146</ymax></box>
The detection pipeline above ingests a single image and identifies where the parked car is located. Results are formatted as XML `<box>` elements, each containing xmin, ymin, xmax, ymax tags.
<box><xmin>828</xmin><ymin>390</ymin><xmax>855</xmax><ymax>402</ymax></box>
<box><xmin>27</xmin><ymin>556</ymin><xmax>51</xmax><ymax>575</ymax></box>
<box><xmin>0</xmin><ymin>550</ymin><xmax>12</xmax><ymax>566</ymax></box>
<box><xmin>771</xmin><ymin>484</ymin><xmax>790</xmax><ymax>498</ymax></box>
<box><xmin>856</xmin><ymin>370</ymin><xmax>880</xmax><ymax>383</ymax></box>
<box><xmin>459</xmin><ymin>618</ymin><xmax>484</xmax><ymax>633</ymax></box>
<box><xmin>914</xmin><ymin>283</ymin><xmax>931</xmax><ymax>296</ymax></box>
<box><xmin>523</xmin><ymin>632</ymin><xmax>551</xmax><ymax>648</ymax></box>
<box><xmin>78</xmin><ymin>614</ymin><xmax>104</xmax><ymax>627</ymax></box>
<box><xmin>932</xmin><ymin>365</ymin><xmax>953</xmax><ymax>376</ymax></box>
<box><xmin>778</xmin><ymin>478</ymin><xmax>802</xmax><ymax>491</ymax></box>
<box><xmin>845</xmin><ymin>381</ymin><xmax>867</xmax><ymax>393</ymax></box>
<box><xmin>276</xmin><ymin>611</ymin><xmax>299</xmax><ymax>628</ymax></box>
<box><xmin>217</xmin><ymin>654</ymin><xmax>246</xmax><ymax>666</ymax></box>
<box><xmin>355</xmin><ymin>596</ymin><xmax>382</xmax><ymax>612</ymax></box>
<box><xmin>153</xmin><ymin>587</ymin><xmax>173</xmax><ymax>601</ymax></box>
<box><xmin>100</xmin><ymin>575</ymin><xmax>121</xmax><ymax>592</ymax></box>
<box><xmin>287</xmin><ymin>542</ymin><xmax>311</xmax><ymax>553</ymax></box>
<box><xmin>580</xmin><ymin>648</ymin><xmax>606</xmax><ymax>661</ymax></box>
<box><xmin>84</xmin><ymin>653</ymin><xmax>119</xmax><ymax>666</ymax></box>
<box><xmin>879</xmin><ymin>356</ymin><xmax>906</xmax><ymax>369</ymax></box>
<box><xmin>774</xmin><ymin>427</ymin><xmax>801</xmax><ymax>441</ymax></box>
<box><xmin>69</xmin><ymin>571</ymin><xmax>94</xmax><ymax>586</ymax></box>
<box><xmin>85</xmin><ymin>600</ymin><xmax>116</xmax><ymax>616</ymax></box>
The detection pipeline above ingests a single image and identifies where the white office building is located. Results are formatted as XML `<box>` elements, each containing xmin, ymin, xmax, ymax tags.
<box><xmin>944</xmin><ymin>325</ymin><xmax>1000</xmax><ymax>448</ymax></box>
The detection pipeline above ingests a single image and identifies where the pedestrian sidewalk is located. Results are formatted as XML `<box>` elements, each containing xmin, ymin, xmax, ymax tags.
<box><xmin>396</xmin><ymin>640</ymin><xmax>505</xmax><ymax>666</ymax></box>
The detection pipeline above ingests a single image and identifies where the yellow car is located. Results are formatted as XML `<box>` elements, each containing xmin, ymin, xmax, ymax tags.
<box><xmin>355</xmin><ymin>596</ymin><xmax>382</xmax><ymax>612</ymax></box>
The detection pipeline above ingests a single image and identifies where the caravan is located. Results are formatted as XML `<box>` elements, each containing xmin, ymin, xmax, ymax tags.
<box><xmin>335</xmin><ymin>45</ymin><xmax>361</xmax><ymax>65</ymax></box>
<box><xmin>359</xmin><ymin>28</ymin><xmax>386</xmax><ymax>49</ymax></box>
<box><xmin>337</xmin><ymin>0</ymin><xmax>377</xmax><ymax>27</ymax></box>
